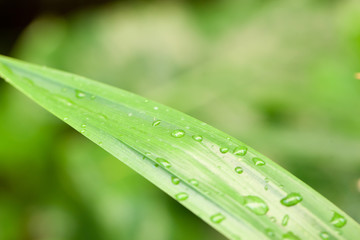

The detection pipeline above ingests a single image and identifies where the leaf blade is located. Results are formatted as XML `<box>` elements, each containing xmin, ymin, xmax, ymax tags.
<box><xmin>0</xmin><ymin>55</ymin><xmax>359</xmax><ymax>239</ymax></box>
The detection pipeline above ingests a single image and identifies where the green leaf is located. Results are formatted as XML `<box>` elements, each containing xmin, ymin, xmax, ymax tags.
<box><xmin>0</xmin><ymin>55</ymin><xmax>359</xmax><ymax>239</ymax></box>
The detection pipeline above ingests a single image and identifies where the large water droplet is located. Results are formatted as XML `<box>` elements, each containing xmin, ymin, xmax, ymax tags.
<box><xmin>171</xmin><ymin>129</ymin><xmax>185</xmax><ymax>138</ymax></box>
<box><xmin>252</xmin><ymin>157</ymin><xmax>265</xmax><ymax>166</ymax></box>
<box><xmin>330</xmin><ymin>212</ymin><xmax>346</xmax><ymax>228</ymax></box>
<box><xmin>152</xmin><ymin>120</ymin><xmax>161</xmax><ymax>126</ymax></box>
<box><xmin>282</xmin><ymin>232</ymin><xmax>300</xmax><ymax>240</ymax></box>
<box><xmin>210</xmin><ymin>213</ymin><xmax>226</xmax><ymax>224</ymax></box>
<box><xmin>171</xmin><ymin>176</ymin><xmax>180</xmax><ymax>185</ymax></box>
<box><xmin>233</xmin><ymin>146</ymin><xmax>248</xmax><ymax>156</ymax></box>
<box><xmin>282</xmin><ymin>214</ymin><xmax>289</xmax><ymax>226</ymax></box>
<box><xmin>280</xmin><ymin>193</ymin><xmax>303</xmax><ymax>207</ymax></box>
<box><xmin>244</xmin><ymin>196</ymin><xmax>269</xmax><ymax>215</ymax></box>
<box><xmin>75</xmin><ymin>90</ymin><xmax>86</xmax><ymax>98</ymax></box>
<box><xmin>156</xmin><ymin>158</ymin><xmax>171</xmax><ymax>168</ymax></box>
<box><xmin>234</xmin><ymin>167</ymin><xmax>243</xmax><ymax>174</ymax></box>
<box><xmin>220</xmin><ymin>147</ymin><xmax>229</xmax><ymax>153</ymax></box>
<box><xmin>319</xmin><ymin>232</ymin><xmax>329</xmax><ymax>240</ymax></box>
<box><xmin>175</xmin><ymin>192</ymin><xmax>189</xmax><ymax>201</ymax></box>
<box><xmin>192</xmin><ymin>135</ymin><xmax>203</xmax><ymax>142</ymax></box>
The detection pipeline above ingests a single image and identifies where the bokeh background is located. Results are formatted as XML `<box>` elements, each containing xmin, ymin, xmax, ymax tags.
<box><xmin>0</xmin><ymin>0</ymin><xmax>360</xmax><ymax>239</ymax></box>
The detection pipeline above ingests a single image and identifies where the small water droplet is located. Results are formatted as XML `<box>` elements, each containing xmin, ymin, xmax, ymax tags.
<box><xmin>154</xmin><ymin>106</ymin><xmax>159</xmax><ymax>110</ymax></box>
<box><xmin>152</xmin><ymin>120</ymin><xmax>161</xmax><ymax>126</ymax></box>
<box><xmin>264</xmin><ymin>185</ymin><xmax>269</xmax><ymax>191</ymax></box>
<box><xmin>192</xmin><ymin>135</ymin><xmax>203</xmax><ymax>142</ymax></box>
<box><xmin>265</xmin><ymin>228</ymin><xmax>275</xmax><ymax>238</ymax></box>
<box><xmin>75</xmin><ymin>90</ymin><xmax>86</xmax><ymax>98</ymax></box>
<box><xmin>220</xmin><ymin>147</ymin><xmax>229</xmax><ymax>153</ymax></box>
<box><xmin>98</xmin><ymin>141</ymin><xmax>103</xmax><ymax>146</ymax></box>
<box><xmin>319</xmin><ymin>232</ymin><xmax>329</xmax><ymax>240</ymax></box>
<box><xmin>189</xmin><ymin>179</ymin><xmax>199</xmax><ymax>186</ymax></box>
<box><xmin>156</xmin><ymin>158</ymin><xmax>171</xmax><ymax>168</ymax></box>
<box><xmin>282</xmin><ymin>214</ymin><xmax>289</xmax><ymax>226</ymax></box>
<box><xmin>175</xmin><ymin>192</ymin><xmax>188</xmax><ymax>201</ymax></box>
<box><xmin>252</xmin><ymin>157</ymin><xmax>266</xmax><ymax>166</ymax></box>
<box><xmin>265</xmin><ymin>177</ymin><xmax>270</xmax><ymax>183</ymax></box>
<box><xmin>80</xmin><ymin>129</ymin><xmax>86</xmax><ymax>133</ymax></box>
<box><xmin>99</xmin><ymin>114</ymin><xmax>108</xmax><ymax>120</ymax></box>
<box><xmin>171</xmin><ymin>129</ymin><xmax>185</xmax><ymax>138</ymax></box>
<box><xmin>330</xmin><ymin>212</ymin><xmax>346</xmax><ymax>228</ymax></box>
<box><xmin>282</xmin><ymin>231</ymin><xmax>300</xmax><ymax>240</ymax></box>
<box><xmin>280</xmin><ymin>193</ymin><xmax>303</xmax><ymax>207</ymax></box>
<box><xmin>233</xmin><ymin>146</ymin><xmax>248</xmax><ymax>156</ymax></box>
<box><xmin>234</xmin><ymin>167</ymin><xmax>243</xmax><ymax>174</ymax></box>
<box><xmin>81</xmin><ymin>124</ymin><xmax>86</xmax><ymax>128</ymax></box>
<box><xmin>244</xmin><ymin>196</ymin><xmax>269</xmax><ymax>215</ymax></box>
<box><xmin>128</xmin><ymin>113</ymin><xmax>133</xmax><ymax>117</ymax></box>
<box><xmin>270</xmin><ymin>216</ymin><xmax>276</xmax><ymax>223</ymax></box>
<box><xmin>171</xmin><ymin>176</ymin><xmax>180</xmax><ymax>185</ymax></box>
<box><xmin>90</xmin><ymin>95</ymin><xmax>96</xmax><ymax>100</ymax></box>
<box><xmin>63</xmin><ymin>117</ymin><xmax>69</xmax><ymax>121</ymax></box>
<box><xmin>144</xmin><ymin>99</ymin><xmax>149</xmax><ymax>103</ymax></box>
<box><xmin>210</xmin><ymin>213</ymin><xmax>226</xmax><ymax>224</ymax></box>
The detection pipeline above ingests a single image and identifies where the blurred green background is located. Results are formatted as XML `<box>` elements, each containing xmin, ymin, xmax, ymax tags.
<box><xmin>0</xmin><ymin>0</ymin><xmax>360</xmax><ymax>239</ymax></box>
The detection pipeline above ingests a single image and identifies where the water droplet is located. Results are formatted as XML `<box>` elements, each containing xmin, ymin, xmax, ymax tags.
<box><xmin>252</xmin><ymin>157</ymin><xmax>266</xmax><ymax>166</ymax></box>
<box><xmin>90</xmin><ymin>95</ymin><xmax>96</xmax><ymax>100</ymax></box>
<box><xmin>99</xmin><ymin>114</ymin><xmax>108</xmax><ymax>120</ymax></box>
<box><xmin>244</xmin><ymin>196</ymin><xmax>269</xmax><ymax>215</ymax></box>
<box><xmin>280</xmin><ymin>193</ymin><xmax>303</xmax><ymax>207</ymax></box>
<box><xmin>128</xmin><ymin>113</ymin><xmax>133</xmax><ymax>117</ymax></box>
<box><xmin>63</xmin><ymin>117</ymin><xmax>69</xmax><ymax>121</ymax></box>
<box><xmin>234</xmin><ymin>167</ymin><xmax>243</xmax><ymax>174</ymax></box>
<box><xmin>282</xmin><ymin>214</ymin><xmax>289</xmax><ymax>226</ymax></box>
<box><xmin>152</xmin><ymin>120</ymin><xmax>161</xmax><ymax>126</ymax></box>
<box><xmin>192</xmin><ymin>135</ymin><xmax>203</xmax><ymax>142</ymax></box>
<box><xmin>156</xmin><ymin>158</ymin><xmax>171</xmax><ymax>168</ymax></box>
<box><xmin>98</xmin><ymin>142</ymin><xmax>103</xmax><ymax>146</ymax></box>
<box><xmin>171</xmin><ymin>176</ymin><xmax>180</xmax><ymax>185</ymax></box>
<box><xmin>75</xmin><ymin>90</ymin><xmax>86</xmax><ymax>98</ymax></box>
<box><xmin>81</xmin><ymin>124</ymin><xmax>86</xmax><ymax>128</ymax></box>
<box><xmin>319</xmin><ymin>232</ymin><xmax>329</xmax><ymax>240</ymax></box>
<box><xmin>144</xmin><ymin>99</ymin><xmax>149</xmax><ymax>103</ymax></box>
<box><xmin>265</xmin><ymin>228</ymin><xmax>275</xmax><ymax>238</ymax></box>
<box><xmin>264</xmin><ymin>185</ymin><xmax>269</xmax><ymax>191</ymax></box>
<box><xmin>154</xmin><ymin>106</ymin><xmax>159</xmax><ymax>110</ymax></box>
<box><xmin>270</xmin><ymin>216</ymin><xmax>276</xmax><ymax>223</ymax></box>
<box><xmin>330</xmin><ymin>212</ymin><xmax>347</xmax><ymax>228</ymax></box>
<box><xmin>171</xmin><ymin>129</ymin><xmax>185</xmax><ymax>138</ymax></box>
<box><xmin>220</xmin><ymin>147</ymin><xmax>229</xmax><ymax>153</ymax></box>
<box><xmin>189</xmin><ymin>179</ymin><xmax>199</xmax><ymax>186</ymax></box>
<box><xmin>175</xmin><ymin>192</ymin><xmax>188</xmax><ymax>201</ymax></box>
<box><xmin>210</xmin><ymin>213</ymin><xmax>225</xmax><ymax>224</ymax></box>
<box><xmin>233</xmin><ymin>146</ymin><xmax>248</xmax><ymax>156</ymax></box>
<box><xmin>80</xmin><ymin>129</ymin><xmax>86</xmax><ymax>133</ymax></box>
<box><xmin>282</xmin><ymin>231</ymin><xmax>300</xmax><ymax>240</ymax></box>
